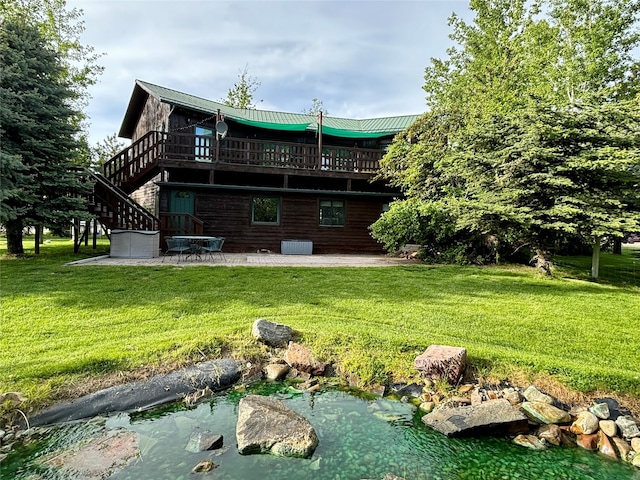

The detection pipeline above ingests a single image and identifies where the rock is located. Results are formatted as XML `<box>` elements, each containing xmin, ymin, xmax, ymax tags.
<box><xmin>521</xmin><ymin>401</ymin><xmax>571</xmax><ymax>425</ymax></box>
<box><xmin>191</xmin><ymin>460</ymin><xmax>218</xmax><ymax>473</ymax></box>
<box><xmin>185</xmin><ymin>431</ymin><xmax>223</xmax><ymax>453</ymax></box>
<box><xmin>236</xmin><ymin>395</ymin><xmax>318</xmax><ymax>458</ymax></box>
<box><xmin>251</xmin><ymin>319</ymin><xmax>293</xmax><ymax>347</ymax></box>
<box><xmin>594</xmin><ymin>397</ymin><xmax>631</xmax><ymax>421</ymax></box>
<box><xmin>598</xmin><ymin>431</ymin><xmax>617</xmax><ymax>459</ymax></box>
<box><xmin>501</xmin><ymin>388</ymin><xmax>522</xmax><ymax>406</ymax></box>
<box><xmin>536</xmin><ymin>424</ymin><xmax>562</xmax><ymax>446</ymax></box>
<box><xmin>570</xmin><ymin>411</ymin><xmax>600</xmax><ymax>435</ymax></box>
<box><xmin>599</xmin><ymin>419</ymin><xmax>618</xmax><ymax>437</ymax></box>
<box><xmin>389</xmin><ymin>383</ymin><xmax>423</xmax><ymax>398</ymax></box>
<box><xmin>414</xmin><ymin>345</ymin><xmax>467</xmax><ymax>385</ymax></box>
<box><xmin>631</xmin><ymin>437</ymin><xmax>640</xmax><ymax>452</ymax></box>
<box><xmin>577</xmin><ymin>433</ymin><xmax>599</xmax><ymax>451</ymax></box>
<box><xmin>0</xmin><ymin>392</ymin><xmax>28</xmax><ymax>406</ymax></box>
<box><xmin>616</xmin><ymin>416</ymin><xmax>640</xmax><ymax>440</ymax></box>
<box><xmin>41</xmin><ymin>429</ymin><xmax>139</xmax><ymax>479</ymax></box>
<box><xmin>633</xmin><ymin>452</ymin><xmax>640</xmax><ymax>468</ymax></box>
<box><xmin>419</xmin><ymin>402</ymin><xmax>435</xmax><ymax>414</ymax></box>
<box><xmin>470</xmin><ymin>391</ymin><xmax>483</xmax><ymax>406</ymax></box>
<box><xmin>264</xmin><ymin>363</ymin><xmax>290</xmax><ymax>381</ymax></box>
<box><xmin>449</xmin><ymin>396</ymin><xmax>472</xmax><ymax>405</ymax></box>
<box><xmin>522</xmin><ymin>386</ymin><xmax>554</xmax><ymax>405</ymax></box>
<box><xmin>422</xmin><ymin>399</ymin><xmax>529</xmax><ymax>438</ymax></box>
<box><xmin>284</xmin><ymin>342</ymin><xmax>326</xmax><ymax>376</ymax></box>
<box><xmin>513</xmin><ymin>434</ymin><xmax>546</xmax><ymax>450</ymax></box>
<box><xmin>458</xmin><ymin>384</ymin><xmax>475</xmax><ymax>395</ymax></box>
<box><xmin>589</xmin><ymin>402</ymin><xmax>611</xmax><ymax>420</ymax></box>
<box><xmin>612</xmin><ymin>437</ymin><xmax>632</xmax><ymax>459</ymax></box>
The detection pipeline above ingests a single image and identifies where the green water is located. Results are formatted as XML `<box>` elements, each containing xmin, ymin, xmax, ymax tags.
<box><xmin>4</xmin><ymin>383</ymin><xmax>640</xmax><ymax>480</ymax></box>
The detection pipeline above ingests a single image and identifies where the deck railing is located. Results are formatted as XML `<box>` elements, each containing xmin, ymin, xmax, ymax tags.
<box><xmin>103</xmin><ymin>131</ymin><xmax>384</xmax><ymax>188</ymax></box>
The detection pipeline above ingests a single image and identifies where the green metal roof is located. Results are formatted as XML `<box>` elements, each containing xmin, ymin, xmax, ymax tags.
<box><xmin>120</xmin><ymin>80</ymin><xmax>421</xmax><ymax>139</ymax></box>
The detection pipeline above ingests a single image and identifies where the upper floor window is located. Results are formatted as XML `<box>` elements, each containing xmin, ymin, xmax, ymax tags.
<box><xmin>195</xmin><ymin>126</ymin><xmax>213</xmax><ymax>161</ymax></box>
<box><xmin>251</xmin><ymin>196</ymin><xmax>280</xmax><ymax>225</ymax></box>
<box><xmin>319</xmin><ymin>200</ymin><xmax>345</xmax><ymax>226</ymax></box>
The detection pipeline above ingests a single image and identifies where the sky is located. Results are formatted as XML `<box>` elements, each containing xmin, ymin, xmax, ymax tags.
<box><xmin>68</xmin><ymin>0</ymin><xmax>474</xmax><ymax>146</ymax></box>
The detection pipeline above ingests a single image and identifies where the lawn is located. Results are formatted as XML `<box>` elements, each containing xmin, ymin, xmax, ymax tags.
<box><xmin>1</xmin><ymin>237</ymin><xmax>639</xmax><ymax>411</ymax></box>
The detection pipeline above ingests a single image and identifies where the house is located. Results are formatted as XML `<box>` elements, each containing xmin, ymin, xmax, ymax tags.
<box><xmin>97</xmin><ymin>80</ymin><xmax>419</xmax><ymax>254</ymax></box>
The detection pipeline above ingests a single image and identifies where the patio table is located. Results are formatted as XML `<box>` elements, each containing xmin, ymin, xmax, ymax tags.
<box><xmin>171</xmin><ymin>235</ymin><xmax>220</xmax><ymax>261</ymax></box>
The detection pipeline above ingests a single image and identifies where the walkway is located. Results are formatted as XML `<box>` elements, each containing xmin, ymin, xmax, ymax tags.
<box><xmin>68</xmin><ymin>253</ymin><xmax>417</xmax><ymax>267</ymax></box>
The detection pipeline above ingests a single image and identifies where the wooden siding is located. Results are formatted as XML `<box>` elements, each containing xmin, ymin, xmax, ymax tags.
<box><xmin>132</xmin><ymin>96</ymin><xmax>170</xmax><ymax>143</ymax></box>
<box><xmin>190</xmin><ymin>189</ymin><xmax>387</xmax><ymax>254</ymax></box>
<box><xmin>130</xmin><ymin>173</ymin><xmax>161</xmax><ymax>217</ymax></box>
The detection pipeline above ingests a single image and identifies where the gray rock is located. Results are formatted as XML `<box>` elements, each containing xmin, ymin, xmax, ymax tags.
<box><xmin>422</xmin><ymin>399</ymin><xmax>529</xmax><ymax>437</ymax></box>
<box><xmin>521</xmin><ymin>401</ymin><xmax>571</xmax><ymax>425</ymax></box>
<box><xmin>236</xmin><ymin>395</ymin><xmax>318</xmax><ymax>458</ymax></box>
<box><xmin>589</xmin><ymin>402</ymin><xmax>611</xmax><ymax>420</ymax></box>
<box><xmin>522</xmin><ymin>386</ymin><xmax>554</xmax><ymax>405</ymax></box>
<box><xmin>616</xmin><ymin>416</ymin><xmax>640</xmax><ymax>440</ymax></box>
<box><xmin>252</xmin><ymin>319</ymin><xmax>293</xmax><ymax>347</ymax></box>
<box><xmin>185</xmin><ymin>431</ymin><xmax>223</xmax><ymax>452</ymax></box>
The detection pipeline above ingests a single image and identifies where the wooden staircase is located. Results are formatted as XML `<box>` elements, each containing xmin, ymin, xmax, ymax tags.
<box><xmin>89</xmin><ymin>171</ymin><xmax>159</xmax><ymax>232</ymax></box>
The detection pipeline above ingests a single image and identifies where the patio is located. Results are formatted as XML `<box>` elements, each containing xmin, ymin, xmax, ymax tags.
<box><xmin>68</xmin><ymin>253</ymin><xmax>416</xmax><ymax>267</ymax></box>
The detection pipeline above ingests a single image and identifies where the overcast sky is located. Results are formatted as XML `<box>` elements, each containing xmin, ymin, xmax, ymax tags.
<box><xmin>68</xmin><ymin>0</ymin><xmax>474</xmax><ymax>145</ymax></box>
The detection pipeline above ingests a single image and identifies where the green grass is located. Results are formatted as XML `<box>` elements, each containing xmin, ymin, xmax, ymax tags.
<box><xmin>1</xmin><ymin>237</ymin><xmax>639</xmax><ymax>409</ymax></box>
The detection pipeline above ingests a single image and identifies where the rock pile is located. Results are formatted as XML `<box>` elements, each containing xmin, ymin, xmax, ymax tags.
<box><xmin>413</xmin><ymin>345</ymin><xmax>640</xmax><ymax>469</ymax></box>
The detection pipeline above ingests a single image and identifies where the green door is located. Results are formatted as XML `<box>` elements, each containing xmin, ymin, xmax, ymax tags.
<box><xmin>169</xmin><ymin>190</ymin><xmax>194</xmax><ymax>234</ymax></box>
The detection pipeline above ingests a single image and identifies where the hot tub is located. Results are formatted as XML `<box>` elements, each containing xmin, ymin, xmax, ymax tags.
<box><xmin>110</xmin><ymin>230</ymin><xmax>160</xmax><ymax>258</ymax></box>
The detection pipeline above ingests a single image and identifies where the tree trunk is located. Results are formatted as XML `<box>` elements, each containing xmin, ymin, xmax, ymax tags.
<box><xmin>34</xmin><ymin>225</ymin><xmax>41</xmax><ymax>255</ymax></box>
<box><xmin>591</xmin><ymin>237</ymin><xmax>601</xmax><ymax>279</ymax></box>
<box><xmin>613</xmin><ymin>238</ymin><xmax>622</xmax><ymax>255</ymax></box>
<box><xmin>5</xmin><ymin>218</ymin><xmax>24</xmax><ymax>255</ymax></box>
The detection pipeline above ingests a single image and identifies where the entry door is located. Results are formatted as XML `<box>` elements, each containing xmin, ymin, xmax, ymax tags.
<box><xmin>169</xmin><ymin>190</ymin><xmax>195</xmax><ymax>234</ymax></box>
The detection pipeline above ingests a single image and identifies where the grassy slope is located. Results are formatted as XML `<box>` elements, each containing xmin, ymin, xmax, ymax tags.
<box><xmin>1</xmin><ymin>238</ymin><xmax>639</xmax><ymax>407</ymax></box>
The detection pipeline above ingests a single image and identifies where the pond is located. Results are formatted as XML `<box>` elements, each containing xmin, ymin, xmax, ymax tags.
<box><xmin>4</xmin><ymin>382</ymin><xmax>640</xmax><ymax>480</ymax></box>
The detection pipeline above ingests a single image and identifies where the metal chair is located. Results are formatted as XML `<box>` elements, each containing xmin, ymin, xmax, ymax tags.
<box><xmin>163</xmin><ymin>237</ymin><xmax>192</xmax><ymax>262</ymax></box>
<box><xmin>201</xmin><ymin>237</ymin><xmax>225</xmax><ymax>262</ymax></box>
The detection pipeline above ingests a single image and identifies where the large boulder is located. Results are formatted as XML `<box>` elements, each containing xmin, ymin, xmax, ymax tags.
<box><xmin>521</xmin><ymin>401</ymin><xmax>571</xmax><ymax>425</ymax></box>
<box><xmin>422</xmin><ymin>399</ymin><xmax>529</xmax><ymax>437</ymax></box>
<box><xmin>252</xmin><ymin>319</ymin><xmax>293</xmax><ymax>347</ymax></box>
<box><xmin>414</xmin><ymin>345</ymin><xmax>466</xmax><ymax>385</ymax></box>
<box><xmin>284</xmin><ymin>342</ymin><xmax>326</xmax><ymax>375</ymax></box>
<box><xmin>236</xmin><ymin>395</ymin><xmax>318</xmax><ymax>458</ymax></box>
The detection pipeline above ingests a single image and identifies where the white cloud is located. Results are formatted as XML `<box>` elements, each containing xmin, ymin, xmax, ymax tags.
<box><xmin>69</xmin><ymin>0</ymin><xmax>472</xmax><ymax>144</ymax></box>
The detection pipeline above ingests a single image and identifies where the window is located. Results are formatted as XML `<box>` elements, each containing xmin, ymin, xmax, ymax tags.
<box><xmin>195</xmin><ymin>126</ymin><xmax>213</xmax><ymax>161</ymax></box>
<box><xmin>319</xmin><ymin>200</ymin><xmax>345</xmax><ymax>226</ymax></box>
<box><xmin>251</xmin><ymin>196</ymin><xmax>280</xmax><ymax>225</ymax></box>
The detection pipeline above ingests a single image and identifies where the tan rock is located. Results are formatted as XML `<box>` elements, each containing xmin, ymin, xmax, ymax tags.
<box><xmin>458</xmin><ymin>384</ymin><xmax>474</xmax><ymax>394</ymax></box>
<box><xmin>536</xmin><ymin>424</ymin><xmax>562</xmax><ymax>446</ymax></box>
<box><xmin>470</xmin><ymin>391</ymin><xmax>483</xmax><ymax>406</ymax></box>
<box><xmin>521</xmin><ymin>401</ymin><xmax>571</xmax><ymax>425</ymax></box>
<box><xmin>513</xmin><ymin>434</ymin><xmax>546</xmax><ymax>450</ymax></box>
<box><xmin>599</xmin><ymin>419</ymin><xmax>617</xmax><ymax>438</ymax></box>
<box><xmin>264</xmin><ymin>363</ymin><xmax>289</xmax><ymax>381</ymax></box>
<box><xmin>577</xmin><ymin>433</ymin><xmax>598</xmax><ymax>451</ymax></box>
<box><xmin>612</xmin><ymin>437</ymin><xmax>632</xmax><ymax>459</ymax></box>
<box><xmin>284</xmin><ymin>342</ymin><xmax>326</xmax><ymax>375</ymax></box>
<box><xmin>598</xmin><ymin>431</ymin><xmax>617</xmax><ymax>459</ymax></box>
<box><xmin>632</xmin><ymin>437</ymin><xmax>640</xmax><ymax>452</ymax></box>
<box><xmin>571</xmin><ymin>411</ymin><xmax>600</xmax><ymax>435</ymax></box>
<box><xmin>502</xmin><ymin>388</ymin><xmax>522</xmax><ymax>406</ymax></box>
<box><xmin>419</xmin><ymin>402</ymin><xmax>435</xmax><ymax>414</ymax></box>
<box><xmin>633</xmin><ymin>452</ymin><xmax>640</xmax><ymax>468</ymax></box>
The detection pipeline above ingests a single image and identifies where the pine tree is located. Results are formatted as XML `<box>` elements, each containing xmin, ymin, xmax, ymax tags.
<box><xmin>0</xmin><ymin>19</ymin><xmax>91</xmax><ymax>255</ymax></box>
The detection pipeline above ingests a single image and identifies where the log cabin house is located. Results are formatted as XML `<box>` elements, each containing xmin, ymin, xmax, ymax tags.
<box><xmin>96</xmin><ymin>80</ymin><xmax>420</xmax><ymax>254</ymax></box>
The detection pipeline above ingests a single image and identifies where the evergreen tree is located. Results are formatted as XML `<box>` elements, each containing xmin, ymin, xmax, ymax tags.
<box><xmin>0</xmin><ymin>19</ymin><xmax>91</xmax><ymax>255</ymax></box>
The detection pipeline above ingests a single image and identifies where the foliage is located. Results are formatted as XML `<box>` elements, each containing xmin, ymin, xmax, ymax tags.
<box><xmin>91</xmin><ymin>133</ymin><xmax>127</xmax><ymax>170</ymax></box>
<box><xmin>0</xmin><ymin>19</ymin><xmax>92</xmax><ymax>255</ymax></box>
<box><xmin>302</xmin><ymin>98</ymin><xmax>328</xmax><ymax>116</ymax></box>
<box><xmin>223</xmin><ymin>64</ymin><xmax>262</xmax><ymax>109</ymax></box>
<box><xmin>1</xmin><ymin>239</ymin><xmax>639</xmax><ymax>409</ymax></box>
<box><xmin>0</xmin><ymin>0</ymin><xmax>103</xmax><ymax>130</ymax></box>
<box><xmin>378</xmin><ymin>0</ymin><xmax>640</xmax><ymax>271</ymax></box>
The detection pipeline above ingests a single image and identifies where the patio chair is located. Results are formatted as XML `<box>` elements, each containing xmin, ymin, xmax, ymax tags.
<box><xmin>163</xmin><ymin>237</ymin><xmax>192</xmax><ymax>262</ymax></box>
<box><xmin>202</xmin><ymin>237</ymin><xmax>225</xmax><ymax>262</ymax></box>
